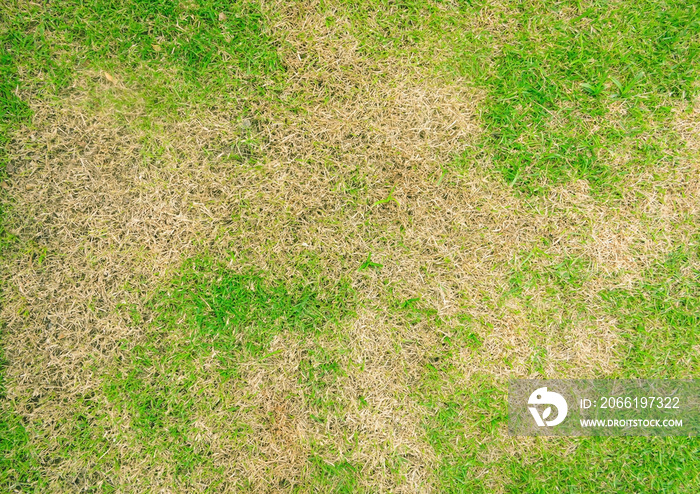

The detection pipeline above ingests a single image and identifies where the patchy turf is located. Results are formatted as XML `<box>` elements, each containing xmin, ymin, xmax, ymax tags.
<box><xmin>449</xmin><ymin>0</ymin><xmax>700</xmax><ymax>194</ymax></box>
<box><xmin>1</xmin><ymin>0</ymin><xmax>699</xmax><ymax>492</ymax></box>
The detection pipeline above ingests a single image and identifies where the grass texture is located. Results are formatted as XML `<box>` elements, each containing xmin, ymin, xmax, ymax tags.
<box><xmin>1</xmin><ymin>0</ymin><xmax>699</xmax><ymax>491</ymax></box>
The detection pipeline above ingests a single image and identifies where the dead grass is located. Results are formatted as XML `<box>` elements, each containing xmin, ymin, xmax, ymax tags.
<box><xmin>2</xmin><ymin>2</ymin><xmax>699</xmax><ymax>491</ymax></box>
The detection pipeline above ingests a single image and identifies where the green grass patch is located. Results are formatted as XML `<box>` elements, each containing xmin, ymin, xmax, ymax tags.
<box><xmin>504</xmin><ymin>436</ymin><xmax>700</xmax><ymax>493</ymax></box>
<box><xmin>0</xmin><ymin>30</ymin><xmax>31</xmax><ymax>125</ymax></box>
<box><xmin>0</xmin><ymin>349</ymin><xmax>44</xmax><ymax>491</ymax></box>
<box><xmin>0</xmin><ymin>0</ymin><xmax>283</xmax><ymax>114</ymax></box>
<box><xmin>307</xmin><ymin>455</ymin><xmax>361</xmax><ymax>494</ymax></box>
<box><xmin>600</xmin><ymin>244</ymin><xmax>700</xmax><ymax>378</ymax></box>
<box><xmin>504</xmin><ymin>248</ymin><xmax>594</xmax><ymax>374</ymax></box>
<box><xmin>148</xmin><ymin>256</ymin><xmax>355</xmax><ymax>377</ymax></box>
<box><xmin>105</xmin><ymin>256</ymin><xmax>356</xmax><ymax>480</ymax></box>
<box><xmin>105</xmin><ymin>352</ymin><xmax>220</xmax><ymax>480</ymax></box>
<box><xmin>341</xmin><ymin>0</ymin><xmax>459</xmax><ymax>60</ymax></box>
<box><xmin>451</xmin><ymin>0</ymin><xmax>700</xmax><ymax>194</ymax></box>
<box><xmin>418</xmin><ymin>359</ymin><xmax>700</xmax><ymax>492</ymax></box>
<box><xmin>420</xmin><ymin>368</ymin><xmax>505</xmax><ymax>492</ymax></box>
<box><xmin>54</xmin><ymin>0</ymin><xmax>280</xmax><ymax>75</ymax></box>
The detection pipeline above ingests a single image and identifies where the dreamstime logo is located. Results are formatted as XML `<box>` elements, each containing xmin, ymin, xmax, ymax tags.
<box><xmin>528</xmin><ymin>387</ymin><xmax>568</xmax><ymax>427</ymax></box>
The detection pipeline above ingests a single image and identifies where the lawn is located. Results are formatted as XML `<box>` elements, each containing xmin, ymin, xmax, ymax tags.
<box><xmin>1</xmin><ymin>0</ymin><xmax>699</xmax><ymax>492</ymax></box>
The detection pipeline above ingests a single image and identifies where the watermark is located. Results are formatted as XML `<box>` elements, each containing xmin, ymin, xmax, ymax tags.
<box><xmin>509</xmin><ymin>379</ymin><xmax>699</xmax><ymax>436</ymax></box>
